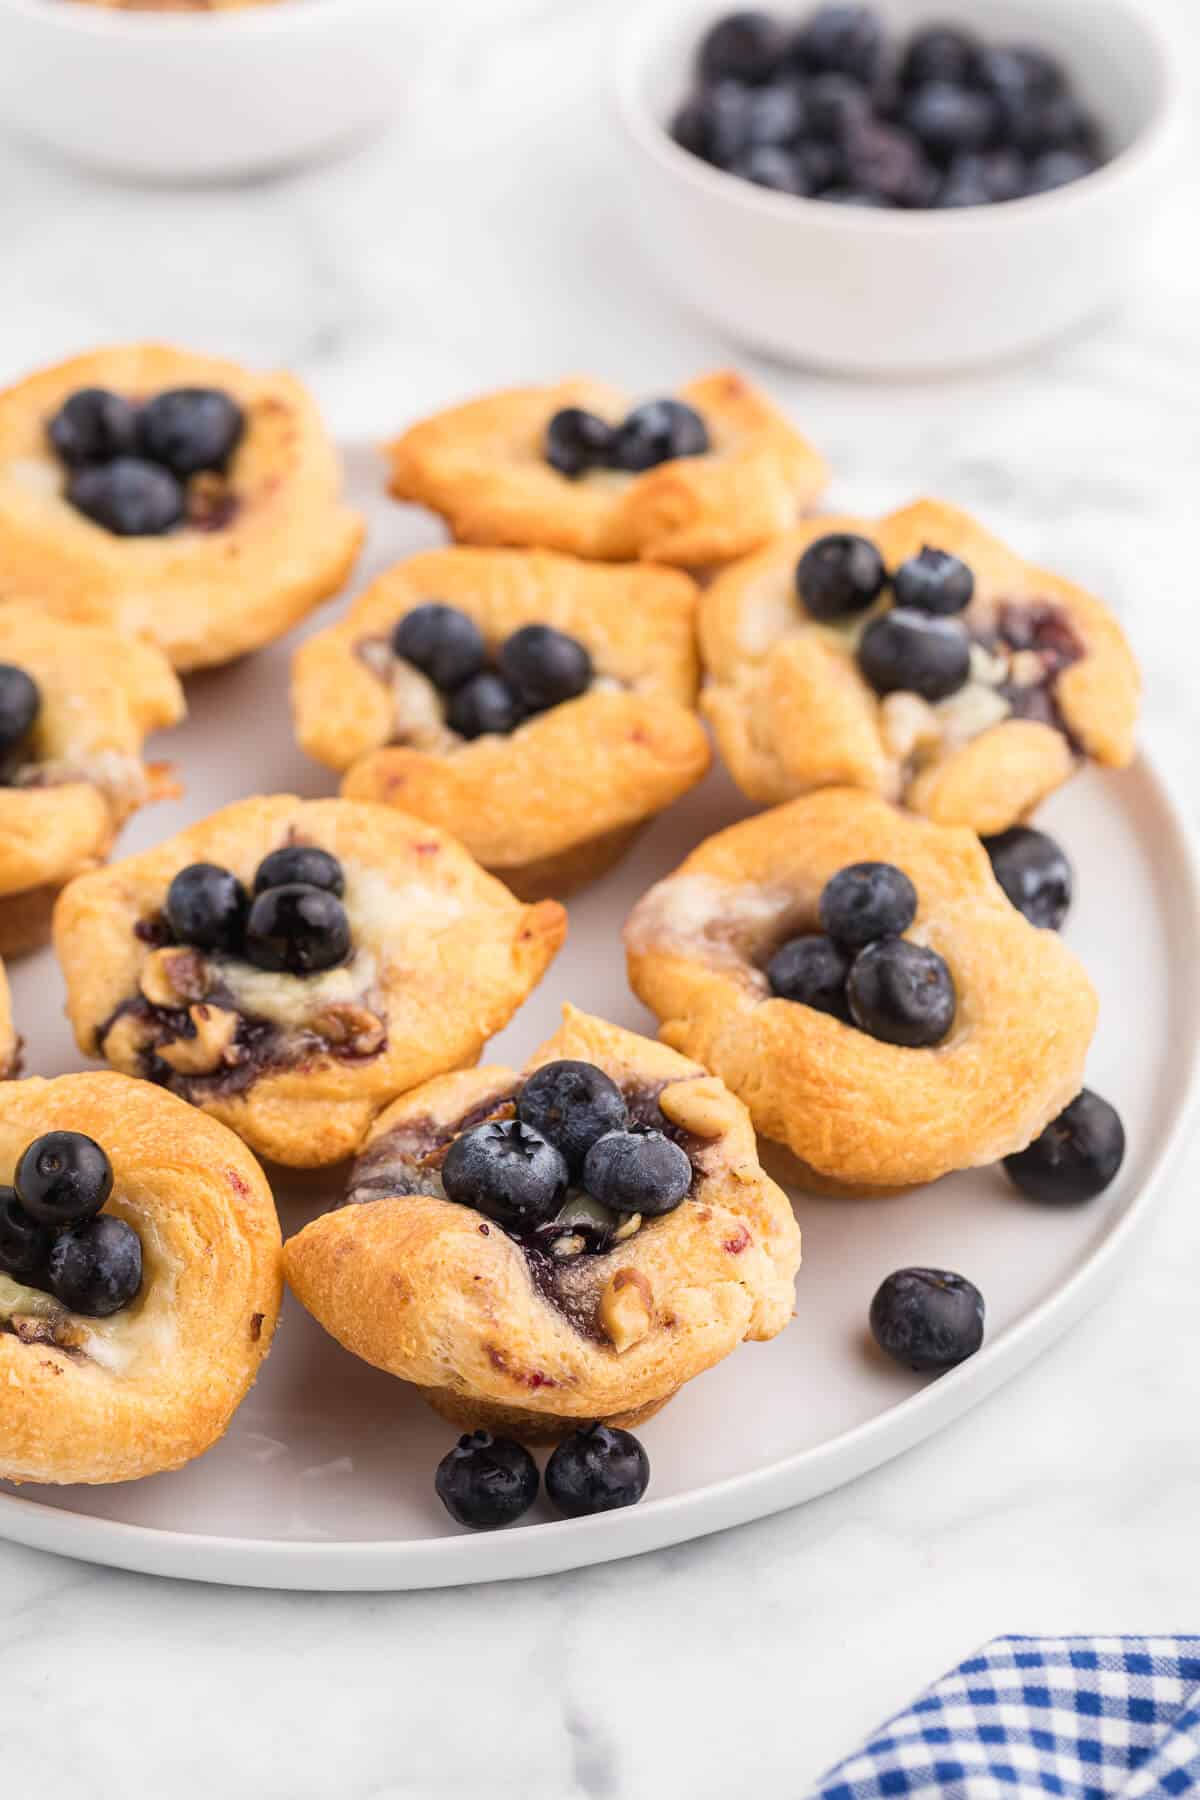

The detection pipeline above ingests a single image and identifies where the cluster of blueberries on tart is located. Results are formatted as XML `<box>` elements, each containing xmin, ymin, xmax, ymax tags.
<box><xmin>545</xmin><ymin>398</ymin><xmax>709</xmax><ymax>480</ymax></box>
<box><xmin>391</xmin><ymin>602</ymin><xmax>595</xmax><ymax>742</ymax></box>
<box><xmin>0</xmin><ymin>1131</ymin><xmax>141</xmax><ymax>1321</ymax></box>
<box><xmin>671</xmin><ymin>5</ymin><xmax>1105</xmax><ymax>209</ymax></box>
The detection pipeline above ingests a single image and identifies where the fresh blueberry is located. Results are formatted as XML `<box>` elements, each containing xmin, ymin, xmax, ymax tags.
<box><xmin>795</xmin><ymin>532</ymin><xmax>887</xmax><ymax>621</ymax></box>
<box><xmin>697</xmin><ymin>10</ymin><xmax>789</xmax><ymax>84</ymax></box>
<box><xmin>974</xmin><ymin>44</ymin><xmax>1064</xmax><ymax>105</ymax></box>
<box><xmin>938</xmin><ymin>149</ymin><xmax>1026</xmax><ymax>206</ymax></box>
<box><xmin>847</xmin><ymin>938</ymin><xmax>957</xmax><ymax>1047</ymax></box>
<box><xmin>670</xmin><ymin>93</ymin><xmax>713</xmax><ymax>159</ymax></box>
<box><xmin>544</xmin><ymin>407</ymin><xmax>616</xmax><ymax>479</ymax></box>
<box><xmin>983</xmin><ymin>826</ymin><xmax>1072</xmax><ymax>930</ymax></box>
<box><xmin>857</xmin><ymin>608</ymin><xmax>971</xmax><ymax>702</ymax></box>
<box><xmin>690</xmin><ymin>79</ymin><xmax>758</xmax><ymax>167</ymax></box>
<box><xmin>0</xmin><ymin>664</ymin><xmax>40</xmax><ymax>758</ymax></box>
<box><xmin>447</xmin><ymin>671</ymin><xmax>525</xmax><ymax>739</ymax></box>
<box><xmin>805</xmin><ymin>72</ymin><xmax>873</xmax><ymax>142</ymax></box>
<box><xmin>499</xmin><ymin>625</ymin><xmax>593</xmax><ymax>713</ymax></box>
<box><xmin>899</xmin><ymin>24</ymin><xmax>977</xmax><ymax>90</ymax></box>
<box><xmin>392</xmin><ymin>602</ymin><xmax>487</xmax><ymax>692</ymax></box>
<box><xmin>243</xmin><ymin>884</ymin><xmax>352</xmax><ymax>976</ymax></box>
<box><xmin>165</xmin><ymin>862</ymin><xmax>249</xmax><ymax>955</ymax></box>
<box><xmin>46</xmin><ymin>388</ymin><xmax>138</xmax><ymax>468</ymax></box>
<box><xmin>434</xmin><ymin>1431</ymin><xmax>539</xmax><ymax>1530</ymax></box>
<box><xmin>795</xmin><ymin>5</ymin><xmax>883</xmax><ymax>84</ymax></box>
<box><xmin>730</xmin><ymin>145</ymin><xmax>808</xmax><ymax>192</ymax></box>
<box><xmin>745</xmin><ymin>79</ymin><xmax>808</xmax><ymax>145</ymax></box>
<box><xmin>1026</xmin><ymin>148</ymin><xmax>1097</xmax><ymax>193</ymax></box>
<box><xmin>67</xmin><ymin>457</ymin><xmax>185</xmax><ymax>537</ymax></box>
<box><xmin>582</xmin><ymin>1129</ymin><xmax>692</xmax><ymax>1217</ymax></box>
<box><xmin>0</xmin><ymin>1188</ymin><xmax>54</xmax><ymax>1284</ymax></box>
<box><xmin>14</xmin><ymin>1131</ymin><xmax>114</xmax><ymax>1228</ymax></box>
<box><xmin>869</xmin><ymin>1267</ymin><xmax>984</xmax><ymax>1372</ymax></box>
<box><xmin>545</xmin><ymin>1424</ymin><xmax>650</xmax><ymax>1518</ymax></box>
<box><xmin>610</xmin><ymin>399</ymin><xmax>710</xmax><ymax>473</ymax></box>
<box><xmin>47</xmin><ymin>1214</ymin><xmax>143</xmax><ymax>1319</ymax></box>
<box><xmin>517</xmin><ymin>1060</ymin><xmax>629</xmax><ymax>1177</ymax></box>
<box><xmin>1004</xmin><ymin>90</ymin><xmax>1095</xmax><ymax>156</ymax></box>
<box><xmin>904</xmin><ymin>80</ymin><xmax>996</xmax><ymax>160</ymax></box>
<box><xmin>893</xmin><ymin>546</ymin><xmax>975</xmax><ymax>615</ymax></box>
<box><xmin>137</xmin><ymin>387</ymin><xmax>245</xmax><ymax>479</ymax></box>
<box><xmin>442</xmin><ymin>1119</ymin><xmax>568</xmax><ymax>1233</ymax></box>
<box><xmin>254</xmin><ymin>845</ymin><xmax>345</xmax><ymax>900</ymax></box>
<box><xmin>1003</xmin><ymin>1089</ymin><xmax>1125</xmax><ymax>1204</ymax></box>
<box><xmin>820</xmin><ymin>862</ymin><xmax>917</xmax><ymax>949</ymax></box>
<box><xmin>766</xmin><ymin>933</ymin><xmax>851</xmax><ymax>1017</ymax></box>
<box><xmin>794</xmin><ymin>139</ymin><xmax>844</xmax><ymax>191</ymax></box>
<box><xmin>843</xmin><ymin>120</ymin><xmax>937</xmax><ymax>206</ymax></box>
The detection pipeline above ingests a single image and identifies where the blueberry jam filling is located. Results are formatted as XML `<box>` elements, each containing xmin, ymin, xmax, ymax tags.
<box><xmin>671</xmin><ymin>7</ymin><xmax>1105</xmax><ymax>208</ymax></box>
<box><xmin>544</xmin><ymin>397</ymin><xmax>709</xmax><ymax>480</ymax></box>
<box><xmin>0</xmin><ymin>662</ymin><xmax>42</xmax><ymax>785</ymax></box>
<box><xmin>47</xmin><ymin>384</ymin><xmax>246</xmax><ymax>538</ymax></box>
<box><xmin>0</xmin><ymin>1132</ymin><xmax>142</xmax><ymax>1329</ymax></box>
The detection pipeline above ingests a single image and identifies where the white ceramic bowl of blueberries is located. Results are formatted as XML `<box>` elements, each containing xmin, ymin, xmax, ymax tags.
<box><xmin>616</xmin><ymin>0</ymin><xmax>1186</xmax><ymax>374</ymax></box>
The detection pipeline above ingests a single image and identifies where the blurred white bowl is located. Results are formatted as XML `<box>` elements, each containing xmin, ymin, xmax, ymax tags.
<box><xmin>0</xmin><ymin>0</ymin><xmax>431</xmax><ymax>182</ymax></box>
<box><xmin>615</xmin><ymin>0</ymin><xmax>1186</xmax><ymax>375</ymax></box>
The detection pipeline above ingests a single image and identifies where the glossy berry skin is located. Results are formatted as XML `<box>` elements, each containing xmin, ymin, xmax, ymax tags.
<box><xmin>0</xmin><ymin>663</ymin><xmax>41</xmax><ymax>758</ymax></box>
<box><xmin>545</xmin><ymin>407</ymin><xmax>615</xmax><ymax>479</ymax></box>
<box><xmin>1003</xmin><ymin>1089</ymin><xmax>1125</xmax><ymax>1205</ymax></box>
<box><xmin>819</xmin><ymin>861</ymin><xmax>917</xmax><ymax>950</ymax></box>
<box><xmin>847</xmin><ymin>939</ymin><xmax>957</xmax><ymax>1047</ymax></box>
<box><xmin>254</xmin><ymin>845</ymin><xmax>345</xmax><ymax>900</ymax></box>
<box><xmin>795</xmin><ymin>5</ymin><xmax>883</xmax><ymax>84</ymax></box>
<box><xmin>392</xmin><ymin>602</ymin><xmax>487</xmax><ymax>693</ymax></box>
<box><xmin>905</xmin><ymin>81</ymin><xmax>996</xmax><ymax>160</ymax></box>
<box><xmin>697</xmin><ymin>10</ymin><xmax>788</xmax><ymax>85</ymax></box>
<box><xmin>805</xmin><ymin>72</ymin><xmax>872</xmax><ymax>143</ymax></box>
<box><xmin>443</xmin><ymin>1119</ymin><xmax>568</xmax><ymax>1233</ymax></box>
<box><xmin>731</xmin><ymin>145</ymin><xmax>807</xmax><ymax>193</ymax></box>
<box><xmin>843</xmin><ymin>120</ymin><xmax>936</xmax><ymax>206</ymax></box>
<box><xmin>857</xmin><ymin>608</ymin><xmax>971</xmax><ymax>702</ymax></box>
<box><xmin>983</xmin><ymin>826</ymin><xmax>1072</xmax><ymax>930</ymax></box>
<box><xmin>243</xmin><ymin>884</ymin><xmax>352</xmax><ymax>976</ymax></box>
<box><xmin>688</xmin><ymin>79</ymin><xmax>758</xmax><ymax>168</ymax></box>
<box><xmin>746</xmin><ymin>79</ymin><xmax>808</xmax><ymax>145</ymax></box>
<box><xmin>435</xmin><ymin>1431</ymin><xmax>539</xmax><ymax>1531</ymax></box>
<box><xmin>68</xmin><ymin>457</ymin><xmax>185</xmax><ymax>537</ymax></box>
<box><xmin>499</xmin><ymin>625</ymin><xmax>592</xmax><ymax>713</ymax></box>
<box><xmin>1027</xmin><ymin>148</ymin><xmax>1097</xmax><ymax>194</ymax></box>
<box><xmin>137</xmin><ymin>387</ymin><xmax>245</xmax><ymax>479</ymax></box>
<box><xmin>611</xmin><ymin>400</ymin><xmax>710</xmax><ymax>473</ymax></box>
<box><xmin>165</xmin><ymin>862</ymin><xmax>249</xmax><ymax>955</ymax></box>
<box><xmin>767</xmin><ymin>933</ymin><xmax>851</xmax><ymax>1018</ymax></box>
<box><xmin>870</xmin><ymin>1267</ymin><xmax>984</xmax><ymax>1372</ymax></box>
<box><xmin>0</xmin><ymin>1188</ymin><xmax>54</xmax><ymax>1284</ymax></box>
<box><xmin>893</xmin><ymin>546</ymin><xmax>975</xmax><ymax>616</ymax></box>
<box><xmin>47</xmin><ymin>1214</ymin><xmax>143</xmax><ymax>1319</ymax></box>
<box><xmin>447</xmin><ymin>671</ymin><xmax>525</xmax><ymax>740</ymax></box>
<box><xmin>545</xmin><ymin>1424</ymin><xmax>651</xmax><ymax>1518</ymax></box>
<box><xmin>47</xmin><ymin>387</ymin><xmax>138</xmax><ymax>468</ymax></box>
<box><xmin>582</xmin><ymin>1129</ymin><xmax>692</xmax><ymax>1217</ymax></box>
<box><xmin>795</xmin><ymin>532</ymin><xmax>887</xmax><ymax>621</ymax></box>
<box><xmin>15</xmin><ymin>1131</ymin><xmax>114</xmax><ymax>1228</ymax></box>
<box><xmin>517</xmin><ymin>1060</ymin><xmax>629</xmax><ymax>1177</ymax></box>
<box><xmin>974</xmin><ymin>44</ymin><xmax>1063</xmax><ymax>105</ymax></box>
<box><xmin>900</xmin><ymin>25</ymin><xmax>977</xmax><ymax>90</ymax></box>
<box><xmin>938</xmin><ymin>149</ymin><xmax>1027</xmax><ymax>207</ymax></box>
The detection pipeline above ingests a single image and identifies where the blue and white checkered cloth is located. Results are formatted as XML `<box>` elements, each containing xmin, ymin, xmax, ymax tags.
<box><xmin>812</xmin><ymin>1638</ymin><xmax>1200</xmax><ymax>1800</ymax></box>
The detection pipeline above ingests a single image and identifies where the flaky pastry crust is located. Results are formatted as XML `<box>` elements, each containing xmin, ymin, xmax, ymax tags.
<box><xmin>284</xmin><ymin>1006</ymin><xmax>801</xmax><ymax>1441</ymax></box>
<box><xmin>54</xmin><ymin>795</ymin><xmax>566</xmax><ymax>1168</ymax></box>
<box><xmin>0</xmin><ymin>1073</ymin><xmax>281</xmax><ymax>1486</ymax></box>
<box><xmin>625</xmin><ymin>790</ymin><xmax>1098</xmax><ymax>1190</ymax></box>
<box><xmin>293</xmin><ymin>546</ymin><xmax>711</xmax><ymax>898</ymax></box>
<box><xmin>0</xmin><ymin>344</ymin><xmax>363</xmax><ymax>672</ymax></box>
<box><xmin>0</xmin><ymin>957</ymin><xmax>15</xmax><ymax>1077</ymax></box>
<box><xmin>700</xmin><ymin>499</ymin><xmax>1140</xmax><ymax>834</ymax></box>
<box><xmin>386</xmin><ymin>370</ymin><xmax>829</xmax><ymax>567</ymax></box>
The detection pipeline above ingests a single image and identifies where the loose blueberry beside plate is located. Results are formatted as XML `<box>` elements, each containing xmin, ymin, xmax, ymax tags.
<box><xmin>48</xmin><ymin>1213</ymin><xmax>143</xmax><ymax>1319</ymax></box>
<box><xmin>517</xmin><ymin>1061</ymin><xmax>629</xmax><ymax>1177</ymax></box>
<box><xmin>582</xmin><ymin>1129</ymin><xmax>692</xmax><ymax>1217</ymax></box>
<box><xmin>435</xmin><ymin>1431</ymin><xmax>540</xmax><ymax>1531</ymax></box>
<box><xmin>767</xmin><ymin>933</ymin><xmax>851</xmax><ymax>1018</ymax></box>
<box><xmin>847</xmin><ymin>938</ymin><xmax>956</xmax><ymax>1048</ymax></box>
<box><xmin>819</xmin><ymin>861</ymin><xmax>917</xmax><ymax>950</ymax></box>
<box><xmin>984</xmin><ymin>826</ymin><xmax>1072</xmax><ymax>931</ymax></box>
<box><xmin>243</xmin><ymin>884</ymin><xmax>352</xmax><ymax>977</ymax></box>
<box><xmin>796</xmin><ymin>532</ymin><xmax>887</xmax><ymax>621</ymax></box>
<box><xmin>442</xmin><ymin>1120</ymin><xmax>568</xmax><ymax>1233</ymax></box>
<box><xmin>0</xmin><ymin>663</ymin><xmax>41</xmax><ymax>759</ymax></box>
<box><xmin>393</xmin><ymin>603</ymin><xmax>487</xmax><ymax>693</ymax></box>
<box><xmin>1003</xmin><ymin>1089</ymin><xmax>1125</xmax><ymax>1204</ymax></box>
<box><xmin>15</xmin><ymin>1131</ymin><xmax>114</xmax><ymax>1228</ymax></box>
<box><xmin>545</xmin><ymin>1424</ymin><xmax>651</xmax><ymax>1518</ymax></box>
<box><xmin>165</xmin><ymin>863</ymin><xmax>250</xmax><ymax>956</ymax></box>
<box><xmin>870</xmin><ymin>1267</ymin><xmax>985</xmax><ymax>1372</ymax></box>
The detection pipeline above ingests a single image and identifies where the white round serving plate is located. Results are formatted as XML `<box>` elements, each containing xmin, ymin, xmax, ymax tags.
<box><xmin>0</xmin><ymin>455</ymin><xmax>1196</xmax><ymax>1590</ymax></box>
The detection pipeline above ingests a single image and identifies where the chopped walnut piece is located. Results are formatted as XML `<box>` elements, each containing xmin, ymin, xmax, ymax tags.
<box><xmin>599</xmin><ymin>1267</ymin><xmax>654</xmax><ymax>1354</ymax></box>
<box><xmin>309</xmin><ymin>1003</ymin><xmax>386</xmax><ymax>1057</ymax></box>
<box><xmin>880</xmin><ymin>690</ymin><xmax>941</xmax><ymax>761</ymax></box>
<box><xmin>613</xmin><ymin>1212</ymin><xmax>642</xmax><ymax>1243</ymax></box>
<box><xmin>140</xmin><ymin>946</ymin><xmax>210</xmax><ymax>1009</ymax></box>
<box><xmin>659</xmin><ymin>1076</ymin><xmax>735</xmax><ymax>1140</ymax></box>
<box><xmin>158</xmin><ymin>1004</ymin><xmax>241</xmax><ymax>1076</ymax></box>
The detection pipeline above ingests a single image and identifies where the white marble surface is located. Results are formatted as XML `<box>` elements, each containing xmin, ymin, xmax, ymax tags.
<box><xmin>1</xmin><ymin>2</ymin><xmax>1199</xmax><ymax>1794</ymax></box>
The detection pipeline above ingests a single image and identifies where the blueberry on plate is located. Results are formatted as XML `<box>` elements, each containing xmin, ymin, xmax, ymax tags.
<box><xmin>544</xmin><ymin>407</ymin><xmax>615</xmax><ymax>479</ymax></box>
<box><xmin>819</xmin><ymin>861</ymin><xmax>917</xmax><ymax>950</ymax></box>
<box><xmin>697</xmin><ymin>10</ymin><xmax>789</xmax><ymax>85</ymax></box>
<box><xmin>517</xmin><ymin>1060</ymin><xmax>629</xmax><ymax>1177</ymax></box>
<box><xmin>447</xmin><ymin>671</ymin><xmax>525</xmax><ymax>740</ymax></box>
<box><xmin>904</xmin><ymin>80</ymin><xmax>997</xmax><ymax>160</ymax></box>
<box><xmin>767</xmin><ymin>933</ymin><xmax>851</xmax><ymax>1018</ymax></box>
<box><xmin>856</xmin><ymin>608</ymin><xmax>971</xmax><ymax>702</ymax></box>
<box><xmin>0</xmin><ymin>1187</ymin><xmax>54</xmax><ymax>1284</ymax></box>
<box><xmin>545</xmin><ymin>1424</ymin><xmax>650</xmax><ymax>1518</ymax></box>
<box><xmin>392</xmin><ymin>602</ymin><xmax>487</xmax><ymax>692</ymax></box>
<box><xmin>899</xmin><ymin>24</ymin><xmax>977</xmax><ymax>90</ymax></box>
<box><xmin>67</xmin><ymin>457</ymin><xmax>185</xmax><ymax>538</ymax></box>
<box><xmin>165</xmin><ymin>862</ymin><xmax>249</xmax><ymax>955</ymax></box>
<box><xmin>435</xmin><ymin>1431</ymin><xmax>539</xmax><ymax>1530</ymax></box>
<box><xmin>0</xmin><ymin>663</ymin><xmax>41</xmax><ymax>759</ymax></box>
<box><xmin>847</xmin><ymin>939</ymin><xmax>957</xmax><ymax>1047</ymax></box>
<box><xmin>730</xmin><ymin>145</ymin><xmax>808</xmax><ymax>193</ymax></box>
<box><xmin>582</xmin><ymin>1129</ymin><xmax>692</xmax><ymax>1217</ymax></box>
<box><xmin>795</xmin><ymin>4</ymin><xmax>884</xmax><ymax>85</ymax></box>
<box><xmin>243</xmin><ymin>883</ymin><xmax>352</xmax><ymax>976</ymax></box>
<box><xmin>47</xmin><ymin>387</ymin><xmax>138</xmax><ymax>468</ymax></box>
<box><xmin>48</xmin><ymin>1213</ymin><xmax>143</xmax><ymax>1318</ymax></box>
<box><xmin>983</xmin><ymin>825</ymin><xmax>1072</xmax><ymax>931</ymax></box>
<box><xmin>499</xmin><ymin>624</ymin><xmax>593</xmax><ymax>713</ymax></box>
<box><xmin>137</xmin><ymin>387</ymin><xmax>245</xmax><ymax>479</ymax></box>
<box><xmin>893</xmin><ymin>546</ymin><xmax>975</xmax><ymax>615</ymax></box>
<box><xmin>1003</xmin><ymin>1089</ymin><xmax>1125</xmax><ymax>1204</ymax></box>
<box><xmin>870</xmin><ymin>1267</ymin><xmax>984</xmax><ymax>1372</ymax></box>
<box><xmin>15</xmin><ymin>1130</ymin><xmax>114</xmax><ymax>1228</ymax></box>
<box><xmin>795</xmin><ymin>532</ymin><xmax>887</xmax><ymax>621</ymax></box>
<box><xmin>442</xmin><ymin>1119</ymin><xmax>568</xmax><ymax>1233</ymax></box>
<box><xmin>1026</xmin><ymin>148</ymin><xmax>1097</xmax><ymax>194</ymax></box>
<box><xmin>254</xmin><ymin>845</ymin><xmax>345</xmax><ymax>900</ymax></box>
<box><xmin>610</xmin><ymin>399</ymin><xmax>710</xmax><ymax>473</ymax></box>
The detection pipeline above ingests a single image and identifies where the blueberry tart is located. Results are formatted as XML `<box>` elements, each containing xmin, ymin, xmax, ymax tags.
<box><xmin>625</xmin><ymin>790</ymin><xmax>1098</xmax><ymax>1190</ymax></box>
<box><xmin>0</xmin><ymin>603</ymin><xmax>183</xmax><ymax>956</ymax></box>
<box><xmin>54</xmin><ymin>796</ymin><xmax>566</xmax><ymax>1168</ymax></box>
<box><xmin>700</xmin><ymin>498</ymin><xmax>1139</xmax><ymax>834</ymax></box>
<box><xmin>284</xmin><ymin>1007</ymin><xmax>801</xmax><ymax>1441</ymax></box>
<box><xmin>0</xmin><ymin>1073</ymin><xmax>281</xmax><ymax>1486</ymax></box>
<box><xmin>0</xmin><ymin>344</ymin><xmax>363</xmax><ymax>672</ymax></box>
<box><xmin>291</xmin><ymin>547</ymin><xmax>711</xmax><ymax>900</ymax></box>
<box><xmin>386</xmin><ymin>370</ymin><xmax>829</xmax><ymax>567</ymax></box>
